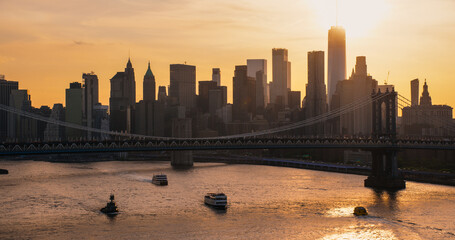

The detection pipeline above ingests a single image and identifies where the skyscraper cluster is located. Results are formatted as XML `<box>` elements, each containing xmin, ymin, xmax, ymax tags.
<box><xmin>1</xmin><ymin>24</ymin><xmax>454</xmax><ymax>143</ymax></box>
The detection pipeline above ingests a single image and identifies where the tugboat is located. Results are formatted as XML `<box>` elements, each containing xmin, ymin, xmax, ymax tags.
<box><xmin>204</xmin><ymin>193</ymin><xmax>227</xmax><ymax>209</ymax></box>
<box><xmin>100</xmin><ymin>194</ymin><xmax>119</xmax><ymax>215</ymax></box>
<box><xmin>152</xmin><ymin>174</ymin><xmax>168</xmax><ymax>186</ymax></box>
<box><xmin>353</xmin><ymin>206</ymin><xmax>368</xmax><ymax>216</ymax></box>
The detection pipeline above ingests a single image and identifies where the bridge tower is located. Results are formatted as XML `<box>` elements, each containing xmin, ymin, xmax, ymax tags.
<box><xmin>365</xmin><ymin>88</ymin><xmax>405</xmax><ymax>189</ymax></box>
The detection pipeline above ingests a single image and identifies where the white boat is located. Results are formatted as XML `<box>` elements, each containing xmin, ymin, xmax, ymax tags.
<box><xmin>152</xmin><ymin>174</ymin><xmax>168</xmax><ymax>186</ymax></box>
<box><xmin>204</xmin><ymin>193</ymin><xmax>227</xmax><ymax>209</ymax></box>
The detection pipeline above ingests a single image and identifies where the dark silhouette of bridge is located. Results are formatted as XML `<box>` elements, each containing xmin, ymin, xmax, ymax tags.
<box><xmin>1</xmin><ymin>90</ymin><xmax>454</xmax><ymax>190</ymax></box>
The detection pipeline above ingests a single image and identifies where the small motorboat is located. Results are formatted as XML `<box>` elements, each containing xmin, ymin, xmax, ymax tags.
<box><xmin>100</xmin><ymin>194</ymin><xmax>119</xmax><ymax>215</ymax></box>
<box><xmin>353</xmin><ymin>206</ymin><xmax>368</xmax><ymax>216</ymax></box>
<box><xmin>152</xmin><ymin>174</ymin><xmax>168</xmax><ymax>186</ymax></box>
<box><xmin>204</xmin><ymin>193</ymin><xmax>227</xmax><ymax>209</ymax></box>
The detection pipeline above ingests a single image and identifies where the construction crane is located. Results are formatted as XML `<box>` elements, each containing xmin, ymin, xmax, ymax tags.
<box><xmin>385</xmin><ymin>71</ymin><xmax>390</xmax><ymax>85</ymax></box>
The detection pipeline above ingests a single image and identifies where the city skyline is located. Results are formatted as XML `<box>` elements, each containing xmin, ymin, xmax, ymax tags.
<box><xmin>1</xmin><ymin>0</ymin><xmax>455</xmax><ymax>109</ymax></box>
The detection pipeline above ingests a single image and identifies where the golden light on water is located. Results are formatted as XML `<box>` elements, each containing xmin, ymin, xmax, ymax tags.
<box><xmin>320</xmin><ymin>225</ymin><xmax>397</xmax><ymax>240</ymax></box>
<box><xmin>325</xmin><ymin>207</ymin><xmax>356</xmax><ymax>217</ymax></box>
<box><xmin>308</xmin><ymin>0</ymin><xmax>391</xmax><ymax>37</ymax></box>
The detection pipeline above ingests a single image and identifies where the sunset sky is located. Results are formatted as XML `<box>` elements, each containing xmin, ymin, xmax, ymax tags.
<box><xmin>1</xmin><ymin>0</ymin><xmax>455</xmax><ymax>111</ymax></box>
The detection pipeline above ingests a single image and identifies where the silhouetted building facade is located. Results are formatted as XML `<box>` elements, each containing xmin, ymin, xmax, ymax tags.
<box><xmin>247</xmin><ymin>59</ymin><xmax>267</xmax><ymax>111</ymax></box>
<box><xmin>402</xmin><ymin>80</ymin><xmax>453</xmax><ymax>136</ymax></box>
<box><xmin>288</xmin><ymin>91</ymin><xmax>301</xmax><ymax>109</ymax></box>
<box><xmin>233</xmin><ymin>65</ymin><xmax>256</xmax><ymax>121</ymax></box>
<box><xmin>8</xmin><ymin>89</ymin><xmax>36</xmax><ymax>141</ymax></box>
<box><xmin>65</xmin><ymin>82</ymin><xmax>83</xmax><ymax>139</ymax></box>
<box><xmin>198</xmin><ymin>81</ymin><xmax>218</xmax><ymax>113</ymax></box>
<box><xmin>44</xmin><ymin>103</ymin><xmax>65</xmax><ymax>141</ymax></box>
<box><xmin>212</xmin><ymin>68</ymin><xmax>220</xmax><ymax>86</ymax></box>
<box><xmin>331</xmin><ymin>56</ymin><xmax>378</xmax><ymax>135</ymax></box>
<box><xmin>82</xmin><ymin>72</ymin><xmax>99</xmax><ymax>138</ymax></box>
<box><xmin>169</xmin><ymin>64</ymin><xmax>196</xmax><ymax>110</ymax></box>
<box><xmin>110</xmin><ymin>58</ymin><xmax>136</xmax><ymax>133</ymax></box>
<box><xmin>304</xmin><ymin>51</ymin><xmax>327</xmax><ymax>120</ymax></box>
<box><xmin>0</xmin><ymin>76</ymin><xmax>18</xmax><ymax>141</ymax></box>
<box><xmin>158</xmin><ymin>86</ymin><xmax>167</xmax><ymax>103</ymax></box>
<box><xmin>143</xmin><ymin>62</ymin><xmax>156</xmax><ymax>102</ymax></box>
<box><xmin>328</xmin><ymin>26</ymin><xmax>346</xmax><ymax>109</ymax></box>
<box><xmin>410</xmin><ymin>78</ymin><xmax>419</xmax><ymax>106</ymax></box>
<box><xmin>271</xmin><ymin>48</ymin><xmax>291</xmax><ymax>107</ymax></box>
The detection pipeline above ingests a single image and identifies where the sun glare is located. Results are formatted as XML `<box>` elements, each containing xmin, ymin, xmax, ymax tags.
<box><xmin>308</xmin><ymin>0</ymin><xmax>390</xmax><ymax>38</ymax></box>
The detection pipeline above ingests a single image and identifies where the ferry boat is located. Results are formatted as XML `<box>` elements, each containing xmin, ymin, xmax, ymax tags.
<box><xmin>100</xmin><ymin>194</ymin><xmax>119</xmax><ymax>215</ymax></box>
<box><xmin>353</xmin><ymin>206</ymin><xmax>368</xmax><ymax>216</ymax></box>
<box><xmin>152</xmin><ymin>174</ymin><xmax>168</xmax><ymax>186</ymax></box>
<box><xmin>204</xmin><ymin>193</ymin><xmax>227</xmax><ymax>209</ymax></box>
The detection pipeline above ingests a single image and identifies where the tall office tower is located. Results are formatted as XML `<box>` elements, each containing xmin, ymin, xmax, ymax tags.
<box><xmin>8</xmin><ymin>89</ymin><xmax>35</xmax><ymax>141</ymax></box>
<box><xmin>198</xmin><ymin>81</ymin><xmax>218</xmax><ymax>113</ymax></box>
<box><xmin>233</xmin><ymin>65</ymin><xmax>256</xmax><ymax>121</ymax></box>
<box><xmin>212</xmin><ymin>68</ymin><xmax>221</xmax><ymax>86</ymax></box>
<box><xmin>331</xmin><ymin>56</ymin><xmax>378</xmax><ymax>135</ymax></box>
<box><xmin>66</xmin><ymin>82</ymin><xmax>83</xmax><ymax>139</ymax></box>
<box><xmin>247</xmin><ymin>59</ymin><xmax>267</xmax><ymax>110</ymax></box>
<box><xmin>288</xmin><ymin>91</ymin><xmax>301</xmax><ymax>109</ymax></box>
<box><xmin>44</xmin><ymin>103</ymin><xmax>65</xmax><ymax>141</ymax></box>
<box><xmin>109</xmin><ymin>58</ymin><xmax>136</xmax><ymax>132</ymax></box>
<box><xmin>0</xmin><ymin>76</ymin><xmax>18</xmax><ymax>141</ymax></box>
<box><xmin>271</xmin><ymin>48</ymin><xmax>291</xmax><ymax>107</ymax></box>
<box><xmin>157</xmin><ymin>86</ymin><xmax>167</xmax><ymax>103</ymax></box>
<box><xmin>420</xmin><ymin>80</ymin><xmax>432</xmax><ymax>106</ymax></box>
<box><xmin>328</xmin><ymin>26</ymin><xmax>346</xmax><ymax>108</ymax></box>
<box><xmin>410</xmin><ymin>79</ymin><xmax>419</xmax><ymax>106</ymax></box>
<box><xmin>305</xmin><ymin>51</ymin><xmax>327</xmax><ymax>120</ymax></box>
<box><xmin>143</xmin><ymin>61</ymin><xmax>156</xmax><ymax>102</ymax></box>
<box><xmin>82</xmin><ymin>72</ymin><xmax>99</xmax><ymax>138</ymax></box>
<box><xmin>169</xmin><ymin>64</ymin><xmax>196</xmax><ymax>110</ymax></box>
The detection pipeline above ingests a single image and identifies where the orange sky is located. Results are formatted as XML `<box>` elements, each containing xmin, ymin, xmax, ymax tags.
<box><xmin>1</xmin><ymin>0</ymin><xmax>455</xmax><ymax>113</ymax></box>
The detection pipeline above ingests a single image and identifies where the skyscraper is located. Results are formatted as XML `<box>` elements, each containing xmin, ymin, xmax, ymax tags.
<box><xmin>169</xmin><ymin>64</ymin><xmax>196</xmax><ymax>110</ymax></box>
<box><xmin>212</xmin><ymin>68</ymin><xmax>220</xmax><ymax>86</ymax></box>
<box><xmin>247</xmin><ymin>59</ymin><xmax>267</xmax><ymax>110</ymax></box>
<box><xmin>157</xmin><ymin>86</ymin><xmax>167</xmax><ymax>103</ymax></box>
<box><xmin>66</xmin><ymin>82</ymin><xmax>83</xmax><ymax>139</ymax></box>
<box><xmin>198</xmin><ymin>81</ymin><xmax>218</xmax><ymax>113</ymax></box>
<box><xmin>271</xmin><ymin>48</ymin><xmax>291</xmax><ymax>107</ymax></box>
<box><xmin>331</xmin><ymin>56</ymin><xmax>378</xmax><ymax>135</ymax></box>
<box><xmin>305</xmin><ymin>51</ymin><xmax>327</xmax><ymax>119</ymax></box>
<box><xmin>143</xmin><ymin>61</ymin><xmax>156</xmax><ymax>102</ymax></box>
<box><xmin>410</xmin><ymin>79</ymin><xmax>419</xmax><ymax>106</ymax></box>
<box><xmin>0</xmin><ymin>76</ymin><xmax>18</xmax><ymax>141</ymax></box>
<box><xmin>328</xmin><ymin>26</ymin><xmax>346</xmax><ymax>108</ymax></box>
<box><xmin>82</xmin><ymin>72</ymin><xmax>99</xmax><ymax>138</ymax></box>
<box><xmin>233</xmin><ymin>65</ymin><xmax>256</xmax><ymax>121</ymax></box>
<box><xmin>109</xmin><ymin>58</ymin><xmax>136</xmax><ymax>132</ymax></box>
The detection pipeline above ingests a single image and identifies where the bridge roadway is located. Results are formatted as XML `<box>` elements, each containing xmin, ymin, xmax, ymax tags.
<box><xmin>1</xmin><ymin>137</ymin><xmax>454</xmax><ymax>156</ymax></box>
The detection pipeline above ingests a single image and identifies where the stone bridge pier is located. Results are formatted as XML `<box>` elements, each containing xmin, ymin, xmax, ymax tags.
<box><xmin>364</xmin><ymin>150</ymin><xmax>405</xmax><ymax>189</ymax></box>
<box><xmin>365</xmin><ymin>88</ymin><xmax>405</xmax><ymax>189</ymax></box>
<box><xmin>170</xmin><ymin>118</ymin><xmax>193</xmax><ymax>168</ymax></box>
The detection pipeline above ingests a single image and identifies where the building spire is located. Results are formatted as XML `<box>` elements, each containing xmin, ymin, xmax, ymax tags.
<box><xmin>127</xmin><ymin>57</ymin><xmax>132</xmax><ymax>68</ymax></box>
<box><xmin>144</xmin><ymin>61</ymin><xmax>154</xmax><ymax>79</ymax></box>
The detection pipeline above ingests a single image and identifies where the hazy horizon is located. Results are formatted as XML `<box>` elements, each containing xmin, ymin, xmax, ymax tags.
<box><xmin>1</xmin><ymin>0</ymin><xmax>455</xmax><ymax>110</ymax></box>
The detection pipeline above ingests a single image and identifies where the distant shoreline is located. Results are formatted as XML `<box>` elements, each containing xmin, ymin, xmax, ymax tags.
<box><xmin>1</xmin><ymin>153</ymin><xmax>454</xmax><ymax>187</ymax></box>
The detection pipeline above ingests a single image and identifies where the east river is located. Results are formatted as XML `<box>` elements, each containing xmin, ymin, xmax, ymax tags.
<box><xmin>0</xmin><ymin>160</ymin><xmax>454</xmax><ymax>239</ymax></box>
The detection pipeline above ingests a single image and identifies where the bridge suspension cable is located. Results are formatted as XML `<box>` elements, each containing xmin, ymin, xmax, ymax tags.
<box><xmin>2</xmin><ymin>92</ymin><xmax>434</xmax><ymax>140</ymax></box>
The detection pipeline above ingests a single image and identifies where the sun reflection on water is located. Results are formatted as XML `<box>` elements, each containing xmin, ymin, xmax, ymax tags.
<box><xmin>320</xmin><ymin>224</ymin><xmax>397</xmax><ymax>240</ymax></box>
<box><xmin>326</xmin><ymin>207</ymin><xmax>357</xmax><ymax>217</ymax></box>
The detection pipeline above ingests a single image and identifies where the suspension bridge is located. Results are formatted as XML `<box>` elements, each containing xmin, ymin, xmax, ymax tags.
<box><xmin>1</xmin><ymin>90</ymin><xmax>454</xmax><ymax>189</ymax></box>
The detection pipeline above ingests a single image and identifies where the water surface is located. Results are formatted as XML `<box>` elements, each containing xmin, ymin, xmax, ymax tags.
<box><xmin>0</xmin><ymin>160</ymin><xmax>454</xmax><ymax>239</ymax></box>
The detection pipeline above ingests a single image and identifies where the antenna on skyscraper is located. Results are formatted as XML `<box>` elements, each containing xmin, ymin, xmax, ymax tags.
<box><xmin>336</xmin><ymin>0</ymin><xmax>338</xmax><ymax>26</ymax></box>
